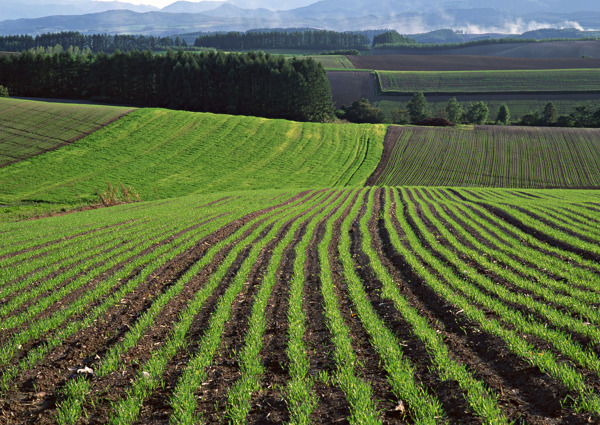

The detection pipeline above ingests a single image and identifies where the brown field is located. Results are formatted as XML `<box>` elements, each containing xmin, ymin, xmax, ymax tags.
<box><xmin>326</xmin><ymin>70</ymin><xmax>374</xmax><ymax>106</ymax></box>
<box><xmin>348</xmin><ymin>54</ymin><xmax>600</xmax><ymax>71</ymax></box>
<box><xmin>369</xmin><ymin>40</ymin><xmax>600</xmax><ymax>59</ymax></box>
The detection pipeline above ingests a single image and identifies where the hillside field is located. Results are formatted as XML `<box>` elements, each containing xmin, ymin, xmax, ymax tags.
<box><xmin>3</xmin><ymin>97</ymin><xmax>600</xmax><ymax>424</ymax></box>
<box><xmin>2</xmin><ymin>186</ymin><xmax>600</xmax><ymax>424</ymax></box>
<box><xmin>0</xmin><ymin>107</ymin><xmax>384</xmax><ymax>215</ymax></box>
<box><xmin>376</xmin><ymin>69</ymin><xmax>600</xmax><ymax>95</ymax></box>
<box><xmin>369</xmin><ymin>125</ymin><xmax>600</xmax><ymax>188</ymax></box>
<box><xmin>0</xmin><ymin>98</ymin><xmax>133</xmax><ymax>167</ymax></box>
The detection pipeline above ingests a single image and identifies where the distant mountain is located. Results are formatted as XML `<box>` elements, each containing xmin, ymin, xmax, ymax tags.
<box><xmin>160</xmin><ymin>1</ymin><xmax>227</xmax><ymax>14</ymax></box>
<box><xmin>0</xmin><ymin>0</ymin><xmax>157</xmax><ymax>20</ymax></box>
<box><xmin>1</xmin><ymin>0</ymin><xmax>600</xmax><ymax>36</ymax></box>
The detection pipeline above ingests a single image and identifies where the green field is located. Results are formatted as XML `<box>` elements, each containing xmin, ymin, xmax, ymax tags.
<box><xmin>0</xmin><ymin>107</ymin><xmax>384</xmax><ymax>216</ymax></box>
<box><xmin>376</xmin><ymin>69</ymin><xmax>600</xmax><ymax>94</ymax></box>
<box><xmin>0</xmin><ymin>98</ymin><xmax>133</xmax><ymax>167</ymax></box>
<box><xmin>3</xmin><ymin>186</ymin><xmax>600</xmax><ymax>424</ymax></box>
<box><xmin>4</xmin><ymin>98</ymin><xmax>600</xmax><ymax>423</ymax></box>
<box><xmin>370</xmin><ymin>125</ymin><xmax>600</xmax><ymax>187</ymax></box>
<box><xmin>310</xmin><ymin>55</ymin><xmax>356</xmax><ymax>70</ymax></box>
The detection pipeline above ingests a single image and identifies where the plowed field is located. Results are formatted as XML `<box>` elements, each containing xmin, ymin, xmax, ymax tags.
<box><xmin>2</xmin><ymin>187</ymin><xmax>600</xmax><ymax>424</ymax></box>
<box><xmin>348</xmin><ymin>54</ymin><xmax>600</xmax><ymax>71</ymax></box>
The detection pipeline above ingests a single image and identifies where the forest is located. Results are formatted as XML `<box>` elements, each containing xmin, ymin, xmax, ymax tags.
<box><xmin>0</xmin><ymin>49</ymin><xmax>334</xmax><ymax>122</ymax></box>
<box><xmin>194</xmin><ymin>30</ymin><xmax>370</xmax><ymax>51</ymax></box>
<box><xmin>0</xmin><ymin>32</ymin><xmax>181</xmax><ymax>54</ymax></box>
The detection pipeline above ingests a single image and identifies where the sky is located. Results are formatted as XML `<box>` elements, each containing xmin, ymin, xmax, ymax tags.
<box><xmin>95</xmin><ymin>0</ymin><xmax>195</xmax><ymax>7</ymax></box>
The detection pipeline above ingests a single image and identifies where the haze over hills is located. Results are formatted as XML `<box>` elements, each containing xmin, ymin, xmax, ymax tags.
<box><xmin>1</xmin><ymin>0</ymin><xmax>599</xmax><ymax>35</ymax></box>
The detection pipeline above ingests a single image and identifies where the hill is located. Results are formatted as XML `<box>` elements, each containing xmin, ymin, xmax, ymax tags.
<box><xmin>0</xmin><ymin>98</ymin><xmax>134</xmax><ymax>168</ymax></box>
<box><xmin>0</xmin><ymin>105</ymin><xmax>384</xmax><ymax>216</ymax></box>
<box><xmin>368</xmin><ymin>125</ymin><xmax>600</xmax><ymax>188</ymax></box>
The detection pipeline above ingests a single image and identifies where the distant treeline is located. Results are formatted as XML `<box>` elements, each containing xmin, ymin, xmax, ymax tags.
<box><xmin>372</xmin><ymin>29</ymin><xmax>600</xmax><ymax>50</ymax></box>
<box><xmin>194</xmin><ymin>30</ymin><xmax>370</xmax><ymax>51</ymax></box>
<box><xmin>0</xmin><ymin>32</ymin><xmax>184</xmax><ymax>54</ymax></box>
<box><xmin>0</xmin><ymin>49</ymin><xmax>333</xmax><ymax>122</ymax></box>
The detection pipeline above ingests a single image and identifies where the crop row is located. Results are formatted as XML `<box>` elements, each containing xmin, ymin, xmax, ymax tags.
<box><xmin>371</xmin><ymin>125</ymin><xmax>600</xmax><ymax>188</ymax></box>
<box><xmin>0</xmin><ymin>98</ymin><xmax>132</xmax><ymax>167</ymax></box>
<box><xmin>0</xmin><ymin>106</ymin><xmax>384</xmax><ymax>208</ymax></box>
<box><xmin>376</xmin><ymin>69</ymin><xmax>600</xmax><ymax>94</ymax></box>
<box><xmin>2</xmin><ymin>187</ymin><xmax>600</xmax><ymax>423</ymax></box>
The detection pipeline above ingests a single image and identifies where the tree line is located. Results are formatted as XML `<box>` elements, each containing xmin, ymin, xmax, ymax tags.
<box><xmin>0</xmin><ymin>32</ymin><xmax>183</xmax><ymax>54</ymax></box>
<box><xmin>194</xmin><ymin>30</ymin><xmax>370</xmax><ymax>51</ymax></box>
<box><xmin>340</xmin><ymin>94</ymin><xmax>600</xmax><ymax>128</ymax></box>
<box><xmin>0</xmin><ymin>49</ymin><xmax>334</xmax><ymax>122</ymax></box>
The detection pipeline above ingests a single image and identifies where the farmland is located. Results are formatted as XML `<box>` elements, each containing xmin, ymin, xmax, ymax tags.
<box><xmin>369</xmin><ymin>125</ymin><xmax>600</xmax><ymax>188</ymax></box>
<box><xmin>311</xmin><ymin>55</ymin><xmax>356</xmax><ymax>70</ymax></box>
<box><xmin>0</xmin><ymin>104</ymin><xmax>384</xmax><ymax>216</ymax></box>
<box><xmin>3</xmin><ymin>94</ymin><xmax>600</xmax><ymax>424</ymax></box>
<box><xmin>0</xmin><ymin>98</ymin><xmax>133</xmax><ymax>167</ymax></box>
<box><xmin>369</xmin><ymin>40</ymin><xmax>600</xmax><ymax>59</ymax></box>
<box><xmin>376</xmin><ymin>69</ymin><xmax>600</xmax><ymax>95</ymax></box>
<box><xmin>2</xmin><ymin>185</ymin><xmax>600</xmax><ymax>424</ymax></box>
<box><xmin>348</xmin><ymin>54</ymin><xmax>600</xmax><ymax>71</ymax></box>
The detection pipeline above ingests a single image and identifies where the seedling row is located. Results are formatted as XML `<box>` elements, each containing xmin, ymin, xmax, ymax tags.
<box><xmin>2</xmin><ymin>187</ymin><xmax>600</xmax><ymax>424</ymax></box>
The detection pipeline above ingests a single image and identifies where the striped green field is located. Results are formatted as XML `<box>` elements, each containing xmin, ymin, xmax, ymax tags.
<box><xmin>3</xmin><ymin>186</ymin><xmax>600</xmax><ymax>424</ymax></box>
<box><xmin>311</xmin><ymin>55</ymin><xmax>356</xmax><ymax>70</ymax></box>
<box><xmin>376</xmin><ymin>69</ymin><xmax>600</xmax><ymax>94</ymax></box>
<box><xmin>0</xmin><ymin>98</ymin><xmax>134</xmax><ymax>167</ymax></box>
<box><xmin>0</xmin><ymin>107</ymin><xmax>385</xmax><ymax>211</ymax></box>
<box><xmin>369</xmin><ymin>125</ymin><xmax>600</xmax><ymax>188</ymax></box>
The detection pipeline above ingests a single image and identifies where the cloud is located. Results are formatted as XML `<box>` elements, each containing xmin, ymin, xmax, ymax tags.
<box><xmin>455</xmin><ymin>18</ymin><xmax>586</xmax><ymax>34</ymax></box>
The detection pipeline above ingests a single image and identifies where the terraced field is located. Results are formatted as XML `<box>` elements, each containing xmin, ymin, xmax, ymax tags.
<box><xmin>2</xmin><ymin>186</ymin><xmax>600</xmax><ymax>424</ymax></box>
<box><xmin>369</xmin><ymin>125</ymin><xmax>600</xmax><ymax>188</ymax></box>
<box><xmin>376</xmin><ymin>69</ymin><xmax>600</xmax><ymax>95</ymax></box>
<box><xmin>0</xmin><ymin>98</ymin><xmax>133</xmax><ymax>167</ymax></box>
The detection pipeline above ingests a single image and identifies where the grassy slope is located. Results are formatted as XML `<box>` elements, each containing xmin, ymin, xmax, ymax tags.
<box><xmin>0</xmin><ymin>98</ymin><xmax>134</xmax><ymax>167</ymax></box>
<box><xmin>377</xmin><ymin>69</ymin><xmax>600</xmax><ymax>94</ymax></box>
<box><xmin>372</xmin><ymin>125</ymin><xmax>600</xmax><ymax>188</ymax></box>
<box><xmin>0</xmin><ymin>107</ymin><xmax>384</xmax><ymax>210</ymax></box>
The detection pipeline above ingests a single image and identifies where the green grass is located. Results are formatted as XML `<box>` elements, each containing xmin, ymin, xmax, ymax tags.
<box><xmin>0</xmin><ymin>106</ymin><xmax>385</xmax><ymax>219</ymax></box>
<box><xmin>376</xmin><ymin>69</ymin><xmax>600</xmax><ymax>94</ymax></box>
<box><xmin>0</xmin><ymin>98</ymin><xmax>133</xmax><ymax>167</ymax></box>
<box><xmin>372</xmin><ymin>125</ymin><xmax>600</xmax><ymax>188</ymax></box>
